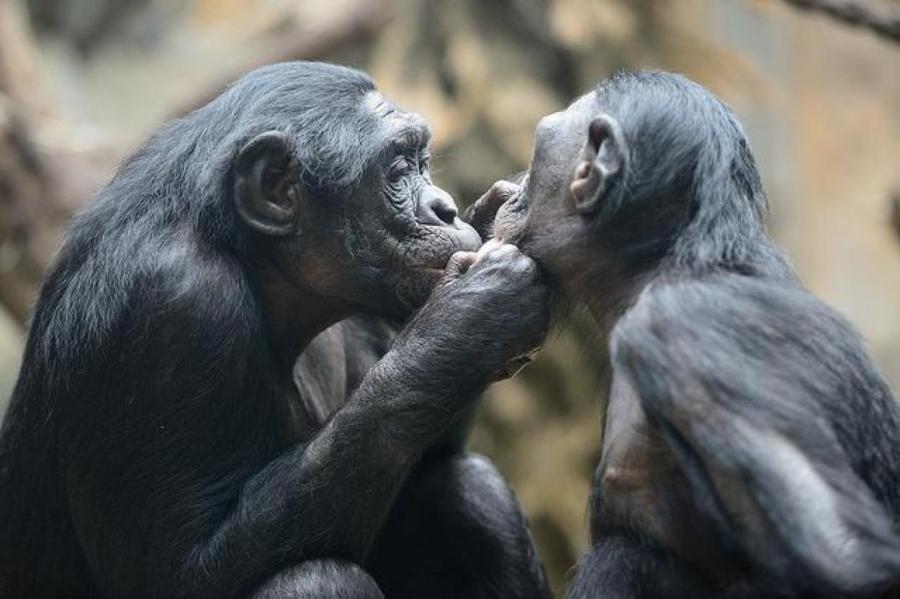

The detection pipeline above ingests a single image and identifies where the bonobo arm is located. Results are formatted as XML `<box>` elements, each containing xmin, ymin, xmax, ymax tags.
<box><xmin>610</xmin><ymin>274</ymin><xmax>900</xmax><ymax>595</ymax></box>
<box><xmin>193</xmin><ymin>245</ymin><xmax>548</xmax><ymax>598</ymax></box>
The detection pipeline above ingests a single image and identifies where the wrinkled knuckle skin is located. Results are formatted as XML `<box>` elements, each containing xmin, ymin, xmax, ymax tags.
<box><xmin>491</xmin><ymin>179</ymin><xmax>519</xmax><ymax>198</ymax></box>
<box><xmin>491</xmin><ymin>245</ymin><xmax>520</xmax><ymax>264</ymax></box>
<box><xmin>489</xmin><ymin>181</ymin><xmax>512</xmax><ymax>200</ymax></box>
<box><xmin>510</xmin><ymin>254</ymin><xmax>532</xmax><ymax>272</ymax></box>
<box><xmin>493</xmin><ymin>244</ymin><xmax>517</xmax><ymax>257</ymax></box>
<box><xmin>489</xmin><ymin>181</ymin><xmax>507</xmax><ymax>194</ymax></box>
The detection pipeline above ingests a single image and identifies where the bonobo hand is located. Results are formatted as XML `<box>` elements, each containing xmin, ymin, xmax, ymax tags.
<box><xmin>462</xmin><ymin>180</ymin><xmax>521</xmax><ymax>241</ymax></box>
<box><xmin>395</xmin><ymin>241</ymin><xmax>549</xmax><ymax>389</ymax></box>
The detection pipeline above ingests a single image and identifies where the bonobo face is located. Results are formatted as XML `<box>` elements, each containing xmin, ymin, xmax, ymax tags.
<box><xmin>492</xmin><ymin>92</ymin><xmax>608</xmax><ymax>281</ymax></box>
<box><xmin>495</xmin><ymin>72</ymin><xmax>752</xmax><ymax>293</ymax></box>
<box><xmin>340</xmin><ymin>92</ymin><xmax>482</xmax><ymax>310</ymax></box>
<box><xmin>233</xmin><ymin>86</ymin><xmax>480</xmax><ymax>318</ymax></box>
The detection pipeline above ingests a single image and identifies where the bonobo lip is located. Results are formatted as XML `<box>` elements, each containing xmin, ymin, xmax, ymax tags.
<box><xmin>452</xmin><ymin>222</ymin><xmax>483</xmax><ymax>252</ymax></box>
<box><xmin>427</xmin><ymin>235</ymin><xmax>480</xmax><ymax>269</ymax></box>
<box><xmin>405</xmin><ymin>228</ymin><xmax>480</xmax><ymax>285</ymax></box>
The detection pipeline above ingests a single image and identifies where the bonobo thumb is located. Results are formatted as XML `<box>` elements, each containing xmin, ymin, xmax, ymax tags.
<box><xmin>440</xmin><ymin>251</ymin><xmax>478</xmax><ymax>287</ymax></box>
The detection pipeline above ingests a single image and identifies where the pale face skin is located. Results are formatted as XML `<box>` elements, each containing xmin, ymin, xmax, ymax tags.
<box><xmin>255</xmin><ymin>92</ymin><xmax>483</xmax><ymax>323</ymax></box>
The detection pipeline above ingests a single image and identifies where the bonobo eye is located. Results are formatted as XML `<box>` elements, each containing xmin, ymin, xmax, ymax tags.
<box><xmin>388</xmin><ymin>156</ymin><xmax>412</xmax><ymax>181</ymax></box>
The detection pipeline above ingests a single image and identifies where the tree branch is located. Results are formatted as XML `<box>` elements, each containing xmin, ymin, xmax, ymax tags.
<box><xmin>0</xmin><ymin>0</ymin><xmax>110</xmax><ymax>322</ymax></box>
<box><xmin>890</xmin><ymin>189</ymin><xmax>900</xmax><ymax>246</ymax></box>
<box><xmin>778</xmin><ymin>0</ymin><xmax>900</xmax><ymax>44</ymax></box>
<box><xmin>173</xmin><ymin>0</ymin><xmax>391</xmax><ymax>116</ymax></box>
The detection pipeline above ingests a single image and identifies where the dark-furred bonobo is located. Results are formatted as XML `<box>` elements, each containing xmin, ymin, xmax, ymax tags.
<box><xmin>488</xmin><ymin>71</ymin><xmax>900</xmax><ymax>597</ymax></box>
<box><xmin>0</xmin><ymin>62</ymin><xmax>550</xmax><ymax>599</ymax></box>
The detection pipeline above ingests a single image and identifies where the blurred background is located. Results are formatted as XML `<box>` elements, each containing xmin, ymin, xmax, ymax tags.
<box><xmin>0</xmin><ymin>0</ymin><xmax>898</xmax><ymax>592</ymax></box>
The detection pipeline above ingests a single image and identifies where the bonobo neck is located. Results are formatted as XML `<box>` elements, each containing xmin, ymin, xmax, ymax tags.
<box><xmin>252</xmin><ymin>264</ymin><xmax>354</xmax><ymax>376</ymax></box>
<box><xmin>578</xmin><ymin>266</ymin><xmax>657</xmax><ymax>342</ymax></box>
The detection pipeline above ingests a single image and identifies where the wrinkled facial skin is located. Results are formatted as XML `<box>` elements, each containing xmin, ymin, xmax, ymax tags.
<box><xmin>287</xmin><ymin>93</ymin><xmax>481</xmax><ymax>316</ymax></box>
<box><xmin>493</xmin><ymin>92</ymin><xmax>599</xmax><ymax>270</ymax></box>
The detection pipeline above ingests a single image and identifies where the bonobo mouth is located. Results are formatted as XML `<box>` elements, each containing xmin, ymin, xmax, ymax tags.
<box><xmin>387</xmin><ymin>223</ymin><xmax>481</xmax><ymax>312</ymax></box>
<box><xmin>393</xmin><ymin>246</ymin><xmax>476</xmax><ymax>310</ymax></box>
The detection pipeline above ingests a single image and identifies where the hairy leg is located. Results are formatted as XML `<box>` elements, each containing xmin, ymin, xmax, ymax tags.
<box><xmin>369</xmin><ymin>453</ymin><xmax>550</xmax><ymax>599</ymax></box>
<box><xmin>250</xmin><ymin>560</ymin><xmax>382</xmax><ymax>599</ymax></box>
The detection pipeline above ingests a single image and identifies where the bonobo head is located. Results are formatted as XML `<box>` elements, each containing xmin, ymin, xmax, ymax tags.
<box><xmin>222</xmin><ymin>62</ymin><xmax>480</xmax><ymax>317</ymax></box>
<box><xmin>494</xmin><ymin>71</ymin><xmax>781</xmax><ymax>306</ymax></box>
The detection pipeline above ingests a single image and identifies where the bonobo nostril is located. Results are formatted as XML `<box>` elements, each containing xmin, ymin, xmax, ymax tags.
<box><xmin>417</xmin><ymin>186</ymin><xmax>459</xmax><ymax>228</ymax></box>
<box><xmin>434</xmin><ymin>204</ymin><xmax>457</xmax><ymax>226</ymax></box>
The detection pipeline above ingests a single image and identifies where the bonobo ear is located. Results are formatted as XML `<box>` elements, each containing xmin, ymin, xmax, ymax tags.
<box><xmin>234</xmin><ymin>131</ymin><xmax>300</xmax><ymax>236</ymax></box>
<box><xmin>570</xmin><ymin>115</ymin><xmax>627</xmax><ymax>216</ymax></box>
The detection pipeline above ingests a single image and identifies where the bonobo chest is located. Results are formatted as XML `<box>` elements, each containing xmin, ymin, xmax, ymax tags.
<box><xmin>269</xmin><ymin>327</ymin><xmax>352</xmax><ymax>449</ymax></box>
<box><xmin>292</xmin><ymin>325</ymin><xmax>349</xmax><ymax>428</ymax></box>
<box><xmin>593</xmin><ymin>374</ymin><xmax>724</xmax><ymax>567</ymax></box>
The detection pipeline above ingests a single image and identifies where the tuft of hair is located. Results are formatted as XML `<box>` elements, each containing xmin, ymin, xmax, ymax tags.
<box><xmin>595</xmin><ymin>71</ymin><xmax>792</xmax><ymax>279</ymax></box>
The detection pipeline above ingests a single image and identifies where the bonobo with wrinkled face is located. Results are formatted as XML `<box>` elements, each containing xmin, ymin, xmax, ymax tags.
<box><xmin>485</xmin><ymin>71</ymin><xmax>900</xmax><ymax>597</ymax></box>
<box><xmin>244</xmin><ymin>83</ymin><xmax>482</xmax><ymax>318</ymax></box>
<box><xmin>0</xmin><ymin>62</ymin><xmax>550</xmax><ymax>599</ymax></box>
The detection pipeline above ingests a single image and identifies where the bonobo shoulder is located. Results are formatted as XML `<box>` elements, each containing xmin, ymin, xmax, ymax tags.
<box><xmin>151</xmin><ymin>237</ymin><xmax>245</xmax><ymax>298</ymax></box>
<box><xmin>614</xmin><ymin>273</ymin><xmax>854</xmax><ymax>353</ymax></box>
<box><xmin>611</xmin><ymin>273</ymin><xmax>893</xmax><ymax>423</ymax></box>
<box><xmin>134</xmin><ymin>236</ymin><xmax>255</xmax><ymax>333</ymax></box>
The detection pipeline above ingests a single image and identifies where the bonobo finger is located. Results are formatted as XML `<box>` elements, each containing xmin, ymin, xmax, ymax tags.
<box><xmin>442</xmin><ymin>251</ymin><xmax>478</xmax><ymax>283</ymax></box>
<box><xmin>463</xmin><ymin>180</ymin><xmax>521</xmax><ymax>239</ymax></box>
<box><xmin>475</xmin><ymin>241</ymin><xmax>535</xmax><ymax>276</ymax></box>
<box><xmin>475</xmin><ymin>239</ymin><xmax>505</xmax><ymax>262</ymax></box>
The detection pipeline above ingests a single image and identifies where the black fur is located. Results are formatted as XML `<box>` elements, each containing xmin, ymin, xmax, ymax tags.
<box><xmin>499</xmin><ymin>71</ymin><xmax>900</xmax><ymax>598</ymax></box>
<box><xmin>0</xmin><ymin>61</ymin><xmax>550</xmax><ymax>599</ymax></box>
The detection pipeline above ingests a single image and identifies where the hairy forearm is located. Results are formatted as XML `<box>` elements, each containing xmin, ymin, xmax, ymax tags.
<box><xmin>189</xmin><ymin>348</ymin><xmax>484</xmax><ymax>596</ymax></box>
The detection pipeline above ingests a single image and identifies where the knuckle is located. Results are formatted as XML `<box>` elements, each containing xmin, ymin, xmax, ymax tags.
<box><xmin>479</xmin><ymin>246</ymin><xmax>511</xmax><ymax>266</ymax></box>
<box><xmin>511</xmin><ymin>253</ymin><xmax>531</xmax><ymax>268</ymax></box>
<box><xmin>495</xmin><ymin>244</ymin><xmax>519</xmax><ymax>259</ymax></box>
<box><xmin>492</xmin><ymin>180</ymin><xmax>519</xmax><ymax>196</ymax></box>
<box><xmin>489</xmin><ymin>180</ymin><xmax>509</xmax><ymax>195</ymax></box>
<box><xmin>449</xmin><ymin>250</ymin><xmax>474</xmax><ymax>266</ymax></box>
